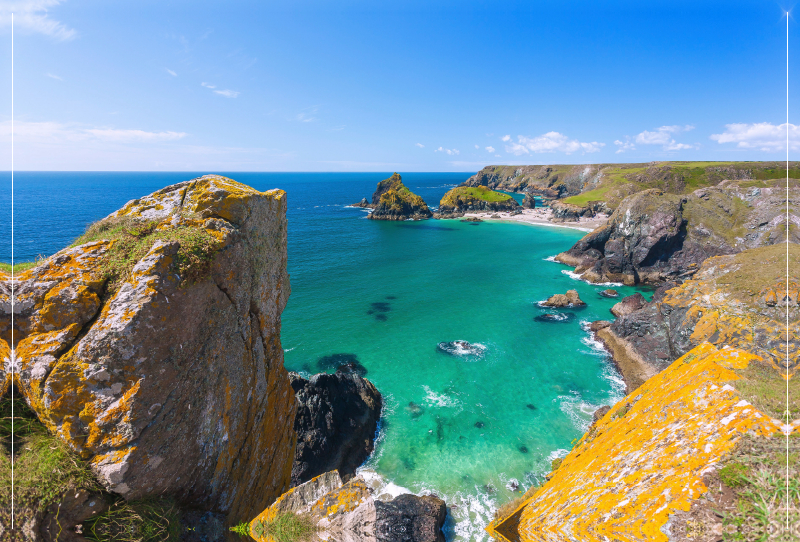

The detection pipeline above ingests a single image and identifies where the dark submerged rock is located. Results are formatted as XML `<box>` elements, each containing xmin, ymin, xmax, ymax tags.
<box><xmin>534</xmin><ymin>313</ymin><xmax>575</xmax><ymax>323</ymax></box>
<box><xmin>375</xmin><ymin>494</ymin><xmax>448</xmax><ymax>542</ymax></box>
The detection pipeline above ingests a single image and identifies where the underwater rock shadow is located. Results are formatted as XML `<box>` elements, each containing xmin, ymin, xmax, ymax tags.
<box><xmin>316</xmin><ymin>353</ymin><xmax>368</xmax><ymax>376</ymax></box>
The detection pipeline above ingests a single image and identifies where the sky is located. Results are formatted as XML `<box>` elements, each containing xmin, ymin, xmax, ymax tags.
<box><xmin>0</xmin><ymin>0</ymin><xmax>797</xmax><ymax>172</ymax></box>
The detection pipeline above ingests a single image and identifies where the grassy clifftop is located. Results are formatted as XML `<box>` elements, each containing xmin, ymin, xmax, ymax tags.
<box><xmin>463</xmin><ymin>161</ymin><xmax>800</xmax><ymax>210</ymax></box>
<box><xmin>440</xmin><ymin>185</ymin><xmax>513</xmax><ymax>206</ymax></box>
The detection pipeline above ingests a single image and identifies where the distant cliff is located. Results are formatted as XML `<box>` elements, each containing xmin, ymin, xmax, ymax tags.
<box><xmin>435</xmin><ymin>185</ymin><xmax>520</xmax><ymax>218</ymax></box>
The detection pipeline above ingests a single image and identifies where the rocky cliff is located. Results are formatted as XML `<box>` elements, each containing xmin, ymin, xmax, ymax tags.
<box><xmin>434</xmin><ymin>186</ymin><xmax>520</xmax><ymax>218</ymax></box>
<box><xmin>364</xmin><ymin>173</ymin><xmax>432</xmax><ymax>221</ymax></box>
<box><xmin>0</xmin><ymin>175</ymin><xmax>297</xmax><ymax>524</ymax></box>
<box><xmin>555</xmin><ymin>183</ymin><xmax>798</xmax><ymax>285</ymax></box>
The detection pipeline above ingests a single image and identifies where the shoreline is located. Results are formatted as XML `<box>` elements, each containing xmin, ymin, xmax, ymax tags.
<box><xmin>458</xmin><ymin>208</ymin><xmax>607</xmax><ymax>232</ymax></box>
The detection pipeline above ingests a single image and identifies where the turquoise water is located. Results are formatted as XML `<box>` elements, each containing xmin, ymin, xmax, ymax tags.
<box><xmin>2</xmin><ymin>172</ymin><xmax>644</xmax><ymax>540</ymax></box>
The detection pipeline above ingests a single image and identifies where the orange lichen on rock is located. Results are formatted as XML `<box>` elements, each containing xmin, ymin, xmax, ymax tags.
<box><xmin>487</xmin><ymin>343</ymin><xmax>784</xmax><ymax>542</ymax></box>
<box><xmin>0</xmin><ymin>175</ymin><xmax>297</xmax><ymax>522</ymax></box>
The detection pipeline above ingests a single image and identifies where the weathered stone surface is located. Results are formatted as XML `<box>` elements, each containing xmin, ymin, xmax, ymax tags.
<box><xmin>290</xmin><ymin>371</ymin><xmax>383</xmax><ymax>487</ymax></box>
<box><xmin>556</xmin><ymin>184</ymin><xmax>799</xmax><ymax>285</ymax></box>
<box><xmin>550</xmin><ymin>201</ymin><xmax>594</xmax><ymax>222</ymax></box>
<box><xmin>364</xmin><ymin>174</ymin><xmax>432</xmax><ymax>221</ymax></box>
<box><xmin>37</xmin><ymin>489</ymin><xmax>108</xmax><ymax>542</ymax></box>
<box><xmin>541</xmin><ymin>289</ymin><xmax>585</xmax><ymax>308</ymax></box>
<box><xmin>250</xmin><ymin>473</ymin><xmax>446</xmax><ymax>542</ymax></box>
<box><xmin>0</xmin><ymin>175</ymin><xmax>297</xmax><ymax>522</ymax></box>
<box><xmin>352</xmin><ymin>198</ymin><xmax>374</xmax><ymax>209</ymax></box>
<box><xmin>610</xmin><ymin>293</ymin><xmax>647</xmax><ymax>318</ymax></box>
<box><xmin>487</xmin><ymin>343</ymin><xmax>785</xmax><ymax>542</ymax></box>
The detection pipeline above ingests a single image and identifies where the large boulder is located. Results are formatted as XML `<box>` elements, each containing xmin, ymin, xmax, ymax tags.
<box><xmin>249</xmin><ymin>471</ymin><xmax>447</xmax><ymax>542</ymax></box>
<box><xmin>0</xmin><ymin>175</ymin><xmax>297</xmax><ymax>522</ymax></box>
<box><xmin>610</xmin><ymin>293</ymin><xmax>647</xmax><ymax>318</ymax></box>
<box><xmin>434</xmin><ymin>186</ymin><xmax>520</xmax><ymax>218</ymax></box>
<box><xmin>364</xmin><ymin>173</ymin><xmax>432</xmax><ymax>221</ymax></box>
<box><xmin>290</xmin><ymin>370</ymin><xmax>383</xmax><ymax>487</ymax></box>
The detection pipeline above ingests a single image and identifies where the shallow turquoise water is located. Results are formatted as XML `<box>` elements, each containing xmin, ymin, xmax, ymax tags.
<box><xmin>3</xmin><ymin>172</ymin><xmax>644</xmax><ymax>540</ymax></box>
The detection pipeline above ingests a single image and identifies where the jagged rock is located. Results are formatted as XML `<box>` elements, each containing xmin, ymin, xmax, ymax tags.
<box><xmin>591</xmin><ymin>405</ymin><xmax>611</xmax><ymax>427</ymax></box>
<box><xmin>352</xmin><ymin>197</ymin><xmax>374</xmax><ymax>208</ymax></box>
<box><xmin>290</xmin><ymin>371</ymin><xmax>383</xmax><ymax>487</ymax></box>
<box><xmin>599</xmin><ymin>289</ymin><xmax>619</xmax><ymax>298</ymax></box>
<box><xmin>522</xmin><ymin>194</ymin><xmax>536</xmax><ymax>209</ymax></box>
<box><xmin>550</xmin><ymin>201</ymin><xmax>594</xmax><ymax>222</ymax></box>
<box><xmin>0</xmin><ymin>175</ymin><xmax>297</xmax><ymax>523</ymax></box>
<box><xmin>556</xmin><ymin>184</ymin><xmax>799</xmax><ymax>285</ymax></box>
<box><xmin>435</xmin><ymin>186</ymin><xmax>520</xmax><ymax>218</ymax></box>
<box><xmin>249</xmin><ymin>472</ymin><xmax>446</xmax><ymax>542</ymax></box>
<box><xmin>365</xmin><ymin>174</ymin><xmax>432</xmax><ymax>221</ymax></box>
<box><xmin>588</xmin><ymin>320</ymin><xmax>612</xmax><ymax>332</ymax></box>
<box><xmin>610</xmin><ymin>293</ymin><xmax>647</xmax><ymax>318</ymax></box>
<box><xmin>542</xmin><ymin>290</ymin><xmax>586</xmax><ymax>308</ymax></box>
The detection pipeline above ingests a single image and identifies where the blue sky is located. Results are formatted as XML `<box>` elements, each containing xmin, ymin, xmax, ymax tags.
<box><xmin>0</xmin><ymin>0</ymin><xmax>797</xmax><ymax>171</ymax></box>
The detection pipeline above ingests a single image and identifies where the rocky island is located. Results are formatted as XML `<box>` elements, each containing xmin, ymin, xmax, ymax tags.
<box><xmin>359</xmin><ymin>173</ymin><xmax>433</xmax><ymax>221</ymax></box>
<box><xmin>434</xmin><ymin>185</ymin><xmax>520</xmax><ymax>218</ymax></box>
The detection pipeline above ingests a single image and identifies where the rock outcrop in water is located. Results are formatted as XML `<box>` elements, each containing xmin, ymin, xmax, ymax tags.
<box><xmin>555</xmin><ymin>184</ymin><xmax>799</xmax><ymax>285</ymax></box>
<box><xmin>609</xmin><ymin>292</ymin><xmax>646</xmax><ymax>318</ymax></box>
<box><xmin>365</xmin><ymin>173</ymin><xmax>432</xmax><ymax>221</ymax></box>
<box><xmin>434</xmin><ymin>185</ymin><xmax>520</xmax><ymax>218</ymax></box>
<box><xmin>541</xmin><ymin>289</ymin><xmax>586</xmax><ymax>308</ymax></box>
<box><xmin>249</xmin><ymin>471</ymin><xmax>447</xmax><ymax>542</ymax></box>
<box><xmin>0</xmin><ymin>175</ymin><xmax>297</xmax><ymax>523</ymax></box>
<box><xmin>290</xmin><ymin>370</ymin><xmax>383</xmax><ymax>487</ymax></box>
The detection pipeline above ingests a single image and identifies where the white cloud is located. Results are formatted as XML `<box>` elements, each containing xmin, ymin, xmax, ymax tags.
<box><xmin>494</xmin><ymin>154</ymin><xmax>501</xmax><ymax>158</ymax></box>
<box><xmin>295</xmin><ymin>106</ymin><xmax>319</xmax><ymax>122</ymax></box>
<box><xmin>1</xmin><ymin>0</ymin><xmax>76</xmax><ymax>41</ymax></box>
<box><xmin>213</xmin><ymin>89</ymin><xmax>239</xmax><ymax>98</ymax></box>
<box><xmin>501</xmin><ymin>135</ymin><xmax>511</xmax><ymax>142</ymax></box>
<box><xmin>435</xmin><ymin>146</ymin><xmax>460</xmax><ymax>155</ymax></box>
<box><xmin>416</xmin><ymin>143</ymin><xmax>425</xmax><ymax>148</ymax></box>
<box><xmin>614</xmin><ymin>137</ymin><xmax>635</xmax><ymax>154</ymax></box>
<box><xmin>474</xmin><ymin>144</ymin><xmax>479</xmax><ymax>149</ymax></box>
<box><xmin>83</xmin><ymin>128</ymin><xmax>187</xmax><ymax>141</ymax></box>
<box><xmin>503</xmin><ymin>132</ymin><xmax>605</xmax><ymax>155</ymax></box>
<box><xmin>485</xmin><ymin>146</ymin><xmax>495</xmax><ymax>153</ymax></box>
<box><xmin>634</xmin><ymin>125</ymin><xmax>695</xmax><ymax>150</ymax></box>
<box><xmin>45</xmin><ymin>72</ymin><xmax>62</xmax><ymax>80</ymax></box>
<box><xmin>710</xmin><ymin>122</ymin><xmax>800</xmax><ymax>151</ymax></box>
<box><xmin>166</xmin><ymin>68</ymin><xmax>177</xmax><ymax>77</ymax></box>
<box><xmin>201</xmin><ymin>82</ymin><xmax>216</xmax><ymax>89</ymax></box>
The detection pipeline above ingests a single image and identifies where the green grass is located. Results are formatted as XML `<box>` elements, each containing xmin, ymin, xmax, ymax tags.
<box><xmin>71</xmin><ymin>215</ymin><xmax>223</xmax><ymax>293</ymax></box>
<box><xmin>0</xmin><ymin>260</ymin><xmax>41</xmax><ymax>274</ymax></box>
<box><xmin>84</xmin><ymin>498</ymin><xmax>181</xmax><ymax>542</ymax></box>
<box><xmin>440</xmin><ymin>186</ymin><xmax>512</xmax><ymax>206</ymax></box>
<box><xmin>0</xmin><ymin>392</ymin><xmax>101</xmax><ymax>512</ymax></box>
<box><xmin>250</xmin><ymin>512</ymin><xmax>318</xmax><ymax>542</ymax></box>
<box><xmin>720</xmin><ymin>435</ymin><xmax>799</xmax><ymax>541</ymax></box>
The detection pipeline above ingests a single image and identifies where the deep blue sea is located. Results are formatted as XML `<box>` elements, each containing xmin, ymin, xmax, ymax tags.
<box><xmin>0</xmin><ymin>172</ymin><xmax>643</xmax><ymax>540</ymax></box>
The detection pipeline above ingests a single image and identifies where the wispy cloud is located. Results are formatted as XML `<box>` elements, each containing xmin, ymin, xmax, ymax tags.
<box><xmin>295</xmin><ymin>106</ymin><xmax>319</xmax><ymax>122</ymax></box>
<box><xmin>1</xmin><ymin>0</ymin><xmax>76</xmax><ymax>40</ymax></box>
<box><xmin>613</xmin><ymin>137</ymin><xmax>635</xmax><ymax>154</ymax></box>
<box><xmin>416</xmin><ymin>143</ymin><xmax>425</xmax><ymax>148</ymax></box>
<box><xmin>327</xmin><ymin>125</ymin><xmax>346</xmax><ymax>132</ymax></box>
<box><xmin>213</xmin><ymin>89</ymin><xmax>239</xmax><ymax>98</ymax></box>
<box><xmin>503</xmin><ymin>132</ymin><xmax>604</xmax><ymax>155</ymax></box>
<box><xmin>485</xmin><ymin>146</ymin><xmax>495</xmax><ymax>153</ymax></box>
<box><xmin>435</xmin><ymin>146</ymin><xmax>460</xmax><ymax>155</ymax></box>
<box><xmin>45</xmin><ymin>72</ymin><xmax>62</xmax><ymax>80</ymax></box>
<box><xmin>84</xmin><ymin>128</ymin><xmax>187</xmax><ymax>141</ymax></box>
<box><xmin>0</xmin><ymin>120</ymin><xmax>186</xmax><ymax>143</ymax></box>
<box><xmin>474</xmin><ymin>144</ymin><xmax>479</xmax><ymax>149</ymax></box>
<box><xmin>710</xmin><ymin>122</ymin><xmax>800</xmax><ymax>151</ymax></box>
<box><xmin>633</xmin><ymin>125</ymin><xmax>695</xmax><ymax>150</ymax></box>
<box><xmin>165</xmin><ymin>68</ymin><xmax>177</xmax><ymax>77</ymax></box>
<box><xmin>201</xmin><ymin>82</ymin><xmax>216</xmax><ymax>89</ymax></box>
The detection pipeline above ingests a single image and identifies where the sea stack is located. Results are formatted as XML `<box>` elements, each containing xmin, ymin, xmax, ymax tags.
<box><xmin>434</xmin><ymin>185</ymin><xmax>520</xmax><ymax>218</ymax></box>
<box><xmin>367</xmin><ymin>173</ymin><xmax>432</xmax><ymax>220</ymax></box>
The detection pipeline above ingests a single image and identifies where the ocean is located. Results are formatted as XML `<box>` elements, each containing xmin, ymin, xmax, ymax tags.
<box><xmin>1</xmin><ymin>172</ymin><xmax>644</xmax><ymax>540</ymax></box>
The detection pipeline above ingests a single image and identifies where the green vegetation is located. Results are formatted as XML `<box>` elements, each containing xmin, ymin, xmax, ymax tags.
<box><xmin>84</xmin><ymin>499</ymin><xmax>181</xmax><ymax>542</ymax></box>
<box><xmin>550</xmin><ymin>458</ymin><xmax>563</xmax><ymax>471</ymax></box>
<box><xmin>71</xmin><ymin>215</ymin><xmax>223</xmax><ymax>293</ymax></box>
<box><xmin>716</xmin><ymin>244</ymin><xmax>799</xmax><ymax>310</ymax></box>
<box><xmin>732</xmin><ymin>359</ymin><xmax>800</xmax><ymax>422</ymax></box>
<box><xmin>439</xmin><ymin>185</ymin><xmax>514</xmax><ymax>209</ymax></box>
<box><xmin>230</xmin><ymin>521</ymin><xmax>252</xmax><ymax>537</ymax></box>
<box><xmin>0</xmin><ymin>260</ymin><xmax>41</xmax><ymax>274</ymax></box>
<box><xmin>720</xmin><ymin>435</ymin><xmax>799</xmax><ymax>541</ymax></box>
<box><xmin>0</xmin><ymin>392</ymin><xmax>101</xmax><ymax>512</ymax></box>
<box><xmin>250</xmin><ymin>512</ymin><xmax>318</xmax><ymax>542</ymax></box>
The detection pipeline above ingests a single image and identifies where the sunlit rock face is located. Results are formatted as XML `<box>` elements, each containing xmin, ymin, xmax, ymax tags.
<box><xmin>0</xmin><ymin>175</ymin><xmax>297</xmax><ymax>522</ymax></box>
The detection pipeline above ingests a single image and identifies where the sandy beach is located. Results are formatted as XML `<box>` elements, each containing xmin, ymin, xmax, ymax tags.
<box><xmin>461</xmin><ymin>207</ymin><xmax>608</xmax><ymax>232</ymax></box>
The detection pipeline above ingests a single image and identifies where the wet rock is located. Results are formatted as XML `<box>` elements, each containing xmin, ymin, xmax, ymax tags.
<box><xmin>352</xmin><ymin>197</ymin><xmax>374</xmax><ymax>208</ymax></box>
<box><xmin>599</xmin><ymin>289</ymin><xmax>619</xmax><ymax>298</ymax></box>
<box><xmin>610</xmin><ymin>293</ymin><xmax>647</xmax><ymax>318</ymax></box>
<box><xmin>290</xmin><ymin>371</ymin><xmax>383</xmax><ymax>487</ymax></box>
<box><xmin>589</xmin><ymin>320</ymin><xmax>612</xmax><ymax>332</ymax></box>
<box><xmin>542</xmin><ymin>290</ymin><xmax>586</xmax><ymax>308</ymax></box>
<box><xmin>534</xmin><ymin>313</ymin><xmax>575</xmax><ymax>323</ymax></box>
<box><xmin>406</xmin><ymin>402</ymin><xmax>424</xmax><ymax>418</ymax></box>
<box><xmin>436</xmin><ymin>340</ymin><xmax>487</xmax><ymax>356</ymax></box>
